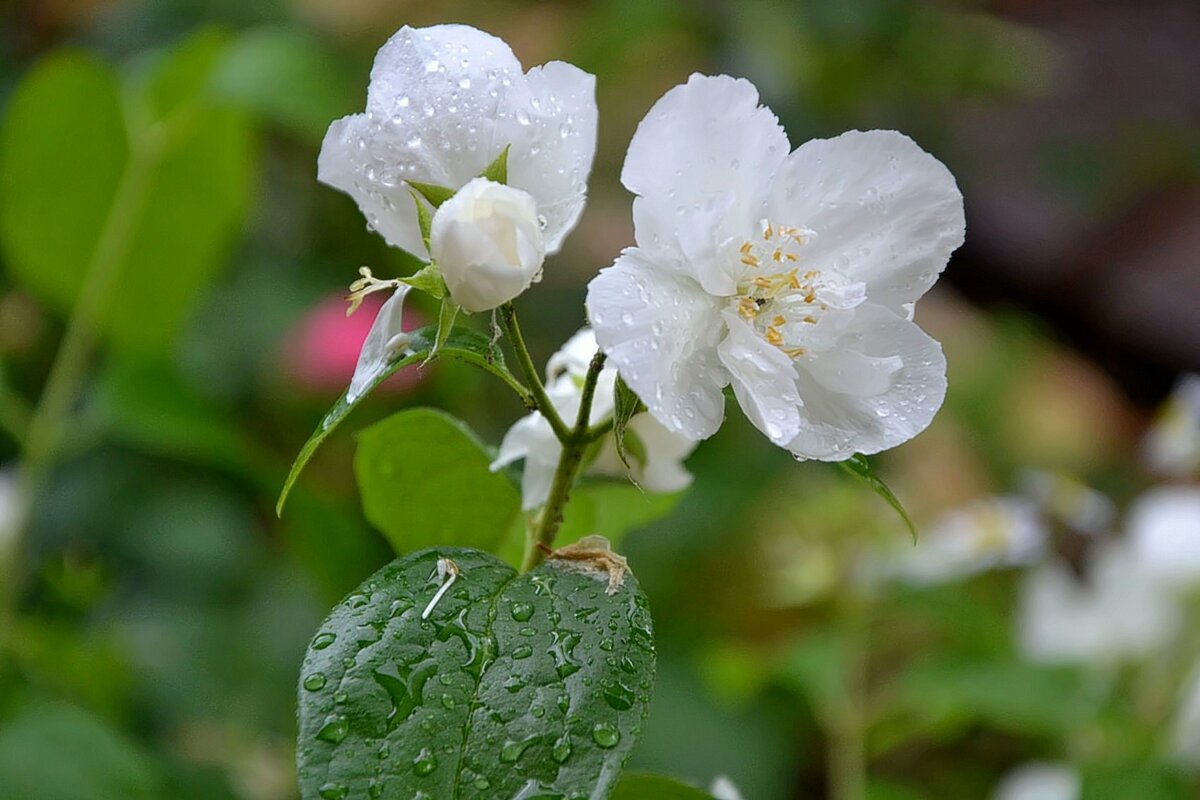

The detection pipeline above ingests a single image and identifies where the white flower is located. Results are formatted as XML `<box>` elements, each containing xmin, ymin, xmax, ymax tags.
<box><xmin>430</xmin><ymin>177</ymin><xmax>545</xmax><ymax>312</ymax></box>
<box><xmin>1126</xmin><ymin>485</ymin><xmax>1200</xmax><ymax>588</ymax></box>
<box><xmin>1142</xmin><ymin>374</ymin><xmax>1200</xmax><ymax>478</ymax></box>
<box><xmin>1016</xmin><ymin>541</ymin><xmax>1181</xmax><ymax>665</ymax></box>
<box><xmin>709</xmin><ymin>776</ymin><xmax>745</xmax><ymax>800</ymax></box>
<box><xmin>991</xmin><ymin>762</ymin><xmax>1081</xmax><ymax>800</ymax></box>
<box><xmin>318</xmin><ymin>24</ymin><xmax>597</xmax><ymax>258</ymax></box>
<box><xmin>585</xmin><ymin>75</ymin><xmax>964</xmax><ymax>459</ymax></box>
<box><xmin>873</xmin><ymin>496</ymin><xmax>1046</xmax><ymax>585</ymax></box>
<box><xmin>491</xmin><ymin>328</ymin><xmax>696</xmax><ymax>510</ymax></box>
<box><xmin>347</xmin><ymin>285</ymin><xmax>413</xmax><ymax>402</ymax></box>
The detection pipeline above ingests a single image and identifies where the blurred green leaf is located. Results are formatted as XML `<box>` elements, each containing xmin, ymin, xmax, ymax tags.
<box><xmin>1081</xmin><ymin>762</ymin><xmax>1190</xmax><ymax>800</ymax></box>
<box><xmin>354</xmin><ymin>408</ymin><xmax>520</xmax><ymax>554</ymax></box>
<box><xmin>557</xmin><ymin>482</ymin><xmax>683</xmax><ymax>549</ymax></box>
<box><xmin>0</xmin><ymin>699</ymin><xmax>160</xmax><ymax>800</ymax></box>
<box><xmin>612</xmin><ymin>375</ymin><xmax>647</xmax><ymax>474</ymax></box>
<box><xmin>297</xmin><ymin>547</ymin><xmax>655</xmax><ymax>799</ymax></box>
<box><xmin>276</xmin><ymin>324</ymin><xmax>516</xmax><ymax>514</ymax></box>
<box><xmin>612</xmin><ymin>772</ymin><xmax>715</xmax><ymax>799</ymax></box>
<box><xmin>212</xmin><ymin>26</ymin><xmax>358</xmax><ymax>142</ymax></box>
<box><xmin>0</xmin><ymin>33</ymin><xmax>254</xmax><ymax>357</ymax></box>
<box><xmin>838</xmin><ymin>454</ymin><xmax>917</xmax><ymax>542</ymax></box>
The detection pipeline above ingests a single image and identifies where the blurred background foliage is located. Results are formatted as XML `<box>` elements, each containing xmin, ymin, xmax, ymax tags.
<box><xmin>0</xmin><ymin>0</ymin><xmax>1198</xmax><ymax>798</ymax></box>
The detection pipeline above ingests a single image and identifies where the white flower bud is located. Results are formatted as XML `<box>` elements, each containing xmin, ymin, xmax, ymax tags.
<box><xmin>430</xmin><ymin>178</ymin><xmax>545</xmax><ymax>313</ymax></box>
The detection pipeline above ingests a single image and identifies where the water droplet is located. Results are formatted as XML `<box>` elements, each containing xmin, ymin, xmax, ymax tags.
<box><xmin>603</xmin><ymin>682</ymin><xmax>636</xmax><ymax>711</ymax></box>
<box><xmin>512</xmin><ymin>644</ymin><xmax>533</xmax><ymax>659</ymax></box>
<box><xmin>312</xmin><ymin>632</ymin><xmax>336</xmax><ymax>650</ymax></box>
<box><xmin>412</xmin><ymin>747</ymin><xmax>438</xmax><ymax>776</ymax></box>
<box><xmin>474</xmin><ymin>776</ymin><xmax>491</xmax><ymax>790</ymax></box>
<box><xmin>303</xmin><ymin>672</ymin><xmax>327</xmax><ymax>691</ymax></box>
<box><xmin>368</xmin><ymin>778</ymin><xmax>384</xmax><ymax>799</ymax></box>
<box><xmin>552</xmin><ymin>734</ymin><xmax>572</xmax><ymax>763</ymax></box>
<box><xmin>500</xmin><ymin>735</ymin><xmax>538</xmax><ymax>763</ymax></box>
<box><xmin>510</xmin><ymin>601</ymin><xmax>534</xmax><ymax>622</ymax></box>
<box><xmin>591</xmin><ymin>722</ymin><xmax>620</xmax><ymax>748</ymax></box>
<box><xmin>316</xmin><ymin>715</ymin><xmax>349</xmax><ymax>744</ymax></box>
<box><xmin>515</xmin><ymin>109</ymin><xmax>531</xmax><ymax>126</ymax></box>
<box><xmin>319</xmin><ymin>782</ymin><xmax>348</xmax><ymax>799</ymax></box>
<box><xmin>425</xmin><ymin>59</ymin><xmax>440</xmax><ymax>73</ymax></box>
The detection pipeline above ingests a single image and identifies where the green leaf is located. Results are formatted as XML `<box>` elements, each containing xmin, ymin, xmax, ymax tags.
<box><xmin>480</xmin><ymin>144</ymin><xmax>510</xmax><ymax>185</ymax></box>
<box><xmin>612</xmin><ymin>375</ymin><xmax>647</xmax><ymax>473</ymax></box>
<box><xmin>1082</xmin><ymin>762</ymin><xmax>1190</xmax><ymax>800</ymax></box>
<box><xmin>0</xmin><ymin>36</ymin><xmax>254</xmax><ymax>357</ymax></box>
<box><xmin>0</xmin><ymin>698</ymin><xmax>161</xmax><ymax>800</ymax></box>
<box><xmin>211</xmin><ymin>25</ymin><xmax>357</xmax><ymax>142</ymax></box>
<box><xmin>408</xmin><ymin>180</ymin><xmax>456</xmax><ymax>209</ymax></box>
<box><xmin>558</xmin><ymin>483</ymin><xmax>683</xmax><ymax>550</ymax></box>
<box><xmin>837</xmin><ymin>454</ymin><xmax>918</xmax><ymax>542</ymax></box>
<box><xmin>612</xmin><ymin>773</ymin><xmax>715</xmax><ymax>799</ymax></box>
<box><xmin>399</xmin><ymin>262</ymin><xmax>445</xmax><ymax>299</ymax></box>
<box><xmin>276</xmin><ymin>324</ymin><xmax>515</xmax><ymax>515</ymax></box>
<box><xmin>431</xmin><ymin>297</ymin><xmax>461</xmax><ymax>359</ymax></box>
<box><xmin>355</xmin><ymin>409</ymin><xmax>521</xmax><ymax>554</ymax></box>
<box><xmin>296</xmin><ymin>546</ymin><xmax>655</xmax><ymax>800</ymax></box>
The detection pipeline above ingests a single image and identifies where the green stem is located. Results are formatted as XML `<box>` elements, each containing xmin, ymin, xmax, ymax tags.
<box><xmin>498</xmin><ymin>303</ymin><xmax>570</xmax><ymax>441</ymax></box>
<box><xmin>520</xmin><ymin>352</ymin><xmax>608</xmax><ymax>572</ymax></box>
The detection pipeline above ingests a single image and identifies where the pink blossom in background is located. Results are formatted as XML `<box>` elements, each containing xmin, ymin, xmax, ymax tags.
<box><xmin>283</xmin><ymin>293</ymin><xmax>427</xmax><ymax>395</ymax></box>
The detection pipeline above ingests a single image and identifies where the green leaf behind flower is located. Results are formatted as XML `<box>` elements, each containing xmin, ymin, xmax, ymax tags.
<box><xmin>838</xmin><ymin>453</ymin><xmax>918</xmax><ymax>542</ymax></box>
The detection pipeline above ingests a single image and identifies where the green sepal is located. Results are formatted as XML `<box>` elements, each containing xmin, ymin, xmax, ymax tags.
<box><xmin>410</xmin><ymin>188</ymin><xmax>434</xmax><ymax>250</ymax></box>
<box><xmin>428</xmin><ymin>296</ymin><xmax>460</xmax><ymax>362</ymax></box>
<box><xmin>399</xmin><ymin>261</ymin><xmax>445</xmax><ymax>299</ymax></box>
<box><xmin>407</xmin><ymin>180</ymin><xmax>456</xmax><ymax>209</ymax></box>
<box><xmin>612</xmin><ymin>375</ymin><xmax>647</xmax><ymax>474</ymax></box>
<box><xmin>480</xmin><ymin>144</ymin><xmax>510</xmax><ymax>185</ymax></box>
<box><xmin>837</xmin><ymin>453</ymin><xmax>918</xmax><ymax>543</ymax></box>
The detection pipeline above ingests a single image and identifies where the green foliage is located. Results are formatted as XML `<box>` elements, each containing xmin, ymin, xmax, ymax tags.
<box><xmin>296</xmin><ymin>547</ymin><xmax>655</xmax><ymax>799</ymax></box>
<box><xmin>0</xmin><ymin>32</ymin><xmax>254</xmax><ymax>357</ymax></box>
<box><xmin>558</xmin><ymin>483</ymin><xmax>682</xmax><ymax>549</ymax></box>
<box><xmin>838</xmin><ymin>453</ymin><xmax>918</xmax><ymax>542</ymax></box>
<box><xmin>408</xmin><ymin>181</ymin><xmax>457</xmax><ymax>209</ymax></box>
<box><xmin>0</xmin><ymin>699</ymin><xmax>161</xmax><ymax>800</ymax></box>
<box><xmin>612</xmin><ymin>772</ymin><xmax>715</xmax><ymax>799</ymax></box>
<box><xmin>481</xmin><ymin>145</ymin><xmax>511</xmax><ymax>185</ymax></box>
<box><xmin>276</xmin><ymin>324</ymin><xmax>516</xmax><ymax>514</ymax></box>
<box><xmin>354</xmin><ymin>409</ymin><xmax>521</xmax><ymax>554</ymax></box>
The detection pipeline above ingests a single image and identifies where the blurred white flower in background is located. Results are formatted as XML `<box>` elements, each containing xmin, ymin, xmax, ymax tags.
<box><xmin>872</xmin><ymin>496</ymin><xmax>1046</xmax><ymax>585</ymax></box>
<box><xmin>709</xmin><ymin>775</ymin><xmax>745</xmax><ymax>800</ymax></box>
<box><xmin>491</xmin><ymin>328</ymin><xmax>696</xmax><ymax>510</ymax></box>
<box><xmin>430</xmin><ymin>177</ymin><xmax>545</xmax><ymax>312</ymax></box>
<box><xmin>1016</xmin><ymin>540</ymin><xmax>1180</xmax><ymax>665</ymax></box>
<box><xmin>991</xmin><ymin>762</ymin><xmax>1081</xmax><ymax>800</ymax></box>
<box><xmin>1018</xmin><ymin>468</ymin><xmax>1115</xmax><ymax>535</ymax></box>
<box><xmin>318</xmin><ymin>23</ymin><xmax>597</xmax><ymax>258</ymax></box>
<box><xmin>1143</xmin><ymin>374</ymin><xmax>1200</xmax><ymax>479</ymax></box>
<box><xmin>1126</xmin><ymin>485</ymin><xmax>1200</xmax><ymax>588</ymax></box>
<box><xmin>586</xmin><ymin>74</ymin><xmax>964</xmax><ymax>459</ymax></box>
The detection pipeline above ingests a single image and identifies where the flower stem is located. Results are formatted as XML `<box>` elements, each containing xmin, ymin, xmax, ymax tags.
<box><xmin>498</xmin><ymin>303</ymin><xmax>570</xmax><ymax>440</ymax></box>
<box><xmin>520</xmin><ymin>352</ymin><xmax>608</xmax><ymax>573</ymax></box>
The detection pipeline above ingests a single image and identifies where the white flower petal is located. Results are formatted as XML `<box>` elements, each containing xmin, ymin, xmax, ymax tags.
<box><xmin>500</xmin><ymin>61</ymin><xmax>598</xmax><ymax>253</ymax></box>
<box><xmin>491</xmin><ymin>411</ymin><xmax>563</xmax><ymax>511</ymax></box>
<box><xmin>718</xmin><ymin>310</ymin><xmax>803</xmax><ymax>446</ymax></box>
<box><xmin>766</xmin><ymin>130</ymin><xmax>964</xmax><ymax>313</ymax></box>
<box><xmin>319</xmin><ymin>25</ymin><xmax>596</xmax><ymax>259</ymax></box>
<box><xmin>1127</xmin><ymin>486</ymin><xmax>1200</xmax><ymax>587</ymax></box>
<box><xmin>586</xmin><ymin>249</ymin><xmax>728</xmax><ymax>441</ymax></box>
<box><xmin>992</xmin><ymin>763</ymin><xmax>1081</xmax><ymax>800</ymax></box>
<box><xmin>347</xmin><ymin>285</ymin><xmax>413</xmax><ymax>402</ymax></box>
<box><xmin>625</xmin><ymin>413</ymin><xmax>697</xmax><ymax>492</ymax></box>
<box><xmin>624</xmin><ymin>74</ymin><xmax>788</xmax><ymax>291</ymax></box>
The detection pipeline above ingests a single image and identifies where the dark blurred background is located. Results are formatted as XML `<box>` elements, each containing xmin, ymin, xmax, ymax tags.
<box><xmin>0</xmin><ymin>1</ymin><xmax>1197</xmax><ymax>798</ymax></box>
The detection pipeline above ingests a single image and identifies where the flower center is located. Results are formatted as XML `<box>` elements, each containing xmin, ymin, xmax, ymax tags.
<box><xmin>732</xmin><ymin>220</ymin><xmax>866</xmax><ymax>359</ymax></box>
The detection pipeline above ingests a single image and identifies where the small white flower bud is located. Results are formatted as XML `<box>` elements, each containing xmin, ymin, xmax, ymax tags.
<box><xmin>430</xmin><ymin>178</ymin><xmax>545</xmax><ymax>313</ymax></box>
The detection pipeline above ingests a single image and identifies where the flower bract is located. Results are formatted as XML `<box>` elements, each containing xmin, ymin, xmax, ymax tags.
<box><xmin>586</xmin><ymin>74</ymin><xmax>965</xmax><ymax>460</ymax></box>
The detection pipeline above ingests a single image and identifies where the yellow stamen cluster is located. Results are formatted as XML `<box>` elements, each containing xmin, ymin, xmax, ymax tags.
<box><xmin>345</xmin><ymin>266</ymin><xmax>401</xmax><ymax>316</ymax></box>
<box><xmin>734</xmin><ymin>221</ymin><xmax>823</xmax><ymax>361</ymax></box>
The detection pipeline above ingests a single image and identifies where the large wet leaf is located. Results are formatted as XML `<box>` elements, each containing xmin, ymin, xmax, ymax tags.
<box><xmin>297</xmin><ymin>547</ymin><xmax>655</xmax><ymax>800</ymax></box>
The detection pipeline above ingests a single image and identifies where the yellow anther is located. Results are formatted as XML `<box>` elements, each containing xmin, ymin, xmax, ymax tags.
<box><xmin>802</xmin><ymin>315</ymin><xmax>817</xmax><ymax>324</ymax></box>
<box><xmin>804</xmin><ymin>270</ymin><xmax>818</xmax><ymax>280</ymax></box>
<box><xmin>772</xmin><ymin>249</ymin><xmax>784</xmax><ymax>262</ymax></box>
<box><xmin>762</xmin><ymin>222</ymin><xmax>773</xmax><ymax>239</ymax></box>
<box><xmin>785</xmin><ymin>253</ymin><xmax>798</xmax><ymax>262</ymax></box>
<box><xmin>753</xmin><ymin>276</ymin><xmax>773</xmax><ymax>289</ymax></box>
<box><xmin>766</xmin><ymin>327</ymin><xmax>784</xmax><ymax>346</ymax></box>
<box><xmin>739</xmin><ymin>241</ymin><xmax>754</xmax><ymax>255</ymax></box>
<box><xmin>738</xmin><ymin>297</ymin><xmax>758</xmax><ymax>320</ymax></box>
<box><xmin>741</xmin><ymin>255</ymin><xmax>760</xmax><ymax>267</ymax></box>
<box><xmin>782</xmin><ymin>346</ymin><xmax>807</xmax><ymax>358</ymax></box>
<box><xmin>772</xmin><ymin>314</ymin><xmax>786</xmax><ymax>326</ymax></box>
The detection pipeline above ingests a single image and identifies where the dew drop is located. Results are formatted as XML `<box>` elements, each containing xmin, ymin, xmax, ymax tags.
<box><xmin>552</xmin><ymin>734</ymin><xmax>572</xmax><ymax>763</ymax></box>
<box><xmin>510</xmin><ymin>602</ymin><xmax>535</xmax><ymax>622</ymax></box>
<box><xmin>319</xmin><ymin>782</ymin><xmax>348</xmax><ymax>799</ymax></box>
<box><xmin>316</xmin><ymin>715</ymin><xmax>349</xmax><ymax>744</ymax></box>
<box><xmin>303</xmin><ymin>672</ymin><xmax>327</xmax><ymax>691</ymax></box>
<box><xmin>312</xmin><ymin>632</ymin><xmax>336</xmax><ymax>650</ymax></box>
<box><xmin>412</xmin><ymin>747</ymin><xmax>438</xmax><ymax>776</ymax></box>
<box><xmin>591</xmin><ymin>722</ymin><xmax>620</xmax><ymax>748</ymax></box>
<box><xmin>512</xmin><ymin>644</ymin><xmax>533</xmax><ymax>659</ymax></box>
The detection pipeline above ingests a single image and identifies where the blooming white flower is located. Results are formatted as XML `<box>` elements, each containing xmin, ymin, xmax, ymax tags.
<box><xmin>873</xmin><ymin>496</ymin><xmax>1046</xmax><ymax>585</ymax></box>
<box><xmin>1126</xmin><ymin>485</ymin><xmax>1200</xmax><ymax>588</ymax></box>
<box><xmin>585</xmin><ymin>75</ymin><xmax>964</xmax><ymax>459</ymax></box>
<box><xmin>347</xmin><ymin>285</ymin><xmax>413</xmax><ymax>402</ymax></box>
<box><xmin>991</xmin><ymin>762</ymin><xmax>1081</xmax><ymax>800</ymax></box>
<box><xmin>491</xmin><ymin>328</ymin><xmax>697</xmax><ymax>510</ymax></box>
<box><xmin>430</xmin><ymin>177</ymin><xmax>545</xmax><ymax>312</ymax></box>
<box><xmin>317</xmin><ymin>24</ymin><xmax>597</xmax><ymax>259</ymax></box>
<box><xmin>1016</xmin><ymin>541</ymin><xmax>1181</xmax><ymax>665</ymax></box>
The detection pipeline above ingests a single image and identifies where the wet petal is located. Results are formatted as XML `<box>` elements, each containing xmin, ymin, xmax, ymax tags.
<box><xmin>766</xmin><ymin>130</ymin><xmax>964</xmax><ymax>313</ymax></box>
<box><xmin>586</xmin><ymin>248</ymin><xmax>728</xmax><ymax>441</ymax></box>
<box><xmin>718</xmin><ymin>311</ymin><xmax>803</xmax><ymax>445</ymax></box>
<box><xmin>348</xmin><ymin>286</ymin><xmax>413</xmax><ymax>402</ymax></box>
